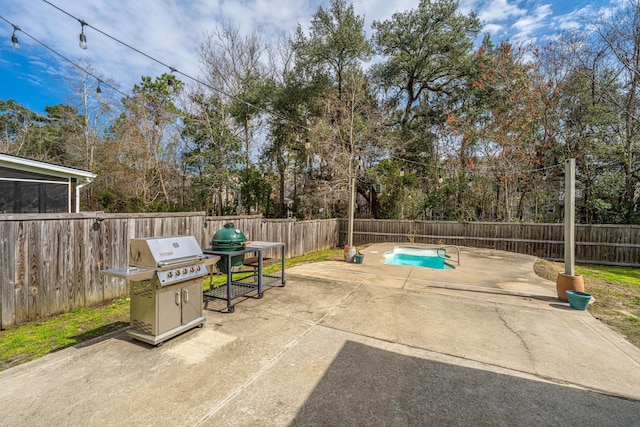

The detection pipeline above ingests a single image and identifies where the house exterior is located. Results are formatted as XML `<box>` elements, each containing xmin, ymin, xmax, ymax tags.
<box><xmin>0</xmin><ymin>153</ymin><xmax>96</xmax><ymax>214</ymax></box>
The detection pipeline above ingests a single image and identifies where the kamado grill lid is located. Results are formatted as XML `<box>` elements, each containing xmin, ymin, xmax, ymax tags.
<box><xmin>211</xmin><ymin>222</ymin><xmax>247</xmax><ymax>245</ymax></box>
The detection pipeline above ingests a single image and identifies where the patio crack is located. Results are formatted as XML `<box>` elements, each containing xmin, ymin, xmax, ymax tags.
<box><xmin>495</xmin><ymin>304</ymin><xmax>538</xmax><ymax>375</ymax></box>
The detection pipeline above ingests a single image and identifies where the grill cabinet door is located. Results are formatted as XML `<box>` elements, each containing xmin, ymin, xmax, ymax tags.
<box><xmin>181</xmin><ymin>280</ymin><xmax>203</xmax><ymax>325</ymax></box>
<box><xmin>157</xmin><ymin>284</ymin><xmax>182</xmax><ymax>334</ymax></box>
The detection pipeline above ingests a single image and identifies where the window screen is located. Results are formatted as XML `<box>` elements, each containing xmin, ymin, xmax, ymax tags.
<box><xmin>0</xmin><ymin>181</ymin><xmax>68</xmax><ymax>213</ymax></box>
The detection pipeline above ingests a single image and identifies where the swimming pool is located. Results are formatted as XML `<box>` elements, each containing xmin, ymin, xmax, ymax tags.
<box><xmin>384</xmin><ymin>247</ymin><xmax>455</xmax><ymax>270</ymax></box>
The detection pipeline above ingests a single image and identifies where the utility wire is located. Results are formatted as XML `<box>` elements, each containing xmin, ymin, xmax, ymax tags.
<box><xmin>385</xmin><ymin>151</ymin><xmax>564</xmax><ymax>176</ymax></box>
<box><xmin>0</xmin><ymin>15</ymin><xmax>204</xmax><ymax>150</ymax></box>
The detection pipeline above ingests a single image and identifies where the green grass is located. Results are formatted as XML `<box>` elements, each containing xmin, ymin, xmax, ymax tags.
<box><xmin>575</xmin><ymin>265</ymin><xmax>640</xmax><ymax>288</ymax></box>
<box><xmin>204</xmin><ymin>247</ymin><xmax>343</xmax><ymax>289</ymax></box>
<box><xmin>0</xmin><ymin>298</ymin><xmax>129</xmax><ymax>371</ymax></box>
<box><xmin>1</xmin><ymin>248</ymin><xmax>345</xmax><ymax>372</ymax></box>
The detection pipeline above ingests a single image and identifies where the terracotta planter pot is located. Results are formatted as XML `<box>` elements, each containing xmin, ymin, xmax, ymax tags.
<box><xmin>556</xmin><ymin>273</ymin><xmax>585</xmax><ymax>302</ymax></box>
<box><xmin>344</xmin><ymin>245</ymin><xmax>356</xmax><ymax>262</ymax></box>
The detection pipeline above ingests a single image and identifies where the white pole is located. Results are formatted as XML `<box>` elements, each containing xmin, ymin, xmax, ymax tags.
<box><xmin>564</xmin><ymin>158</ymin><xmax>575</xmax><ymax>276</ymax></box>
<box><xmin>347</xmin><ymin>175</ymin><xmax>355</xmax><ymax>247</ymax></box>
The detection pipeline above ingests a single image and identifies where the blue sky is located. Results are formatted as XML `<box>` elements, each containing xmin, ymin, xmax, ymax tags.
<box><xmin>0</xmin><ymin>0</ymin><xmax>620</xmax><ymax>114</ymax></box>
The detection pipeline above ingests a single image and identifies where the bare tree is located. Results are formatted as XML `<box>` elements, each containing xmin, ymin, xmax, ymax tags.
<box><xmin>592</xmin><ymin>1</ymin><xmax>640</xmax><ymax>221</ymax></box>
<box><xmin>198</xmin><ymin>22</ymin><xmax>267</xmax><ymax>169</ymax></box>
<box><xmin>63</xmin><ymin>60</ymin><xmax>119</xmax><ymax>208</ymax></box>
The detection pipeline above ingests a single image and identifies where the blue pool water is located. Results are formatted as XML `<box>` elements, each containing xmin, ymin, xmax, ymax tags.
<box><xmin>384</xmin><ymin>247</ymin><xmax>454</xmax><ymax>270</ymax></box>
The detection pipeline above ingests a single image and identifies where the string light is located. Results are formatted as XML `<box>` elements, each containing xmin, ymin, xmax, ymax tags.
<box><xmin>11</xmin><ymin>25</ymin><xmax>19</xmax><ymax>50</ymax></box>
<box><xmin>39</xmin><ymin>0</ymin><xmax>316</xmax><ymax>135</ymax></box>
<box><xmin>78</xmin><ymin>20</ymin><xmax>87</xmax><ymax>50</ymax></box>
<box><xmin>0</xmin><ymin>15</ymin><xmax>127</xmax><ymax>101</ymax></box>
<box><xmin>167</xmin><ymin>67</ymin><xmax>176</xmax><ymax>90</ymax></box>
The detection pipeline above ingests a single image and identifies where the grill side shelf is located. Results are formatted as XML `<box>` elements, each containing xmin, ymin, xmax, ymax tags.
<box><xmin>100</xmin><ymin>267</ymin><xmax>156</xmax><ymax>281</ymax></box>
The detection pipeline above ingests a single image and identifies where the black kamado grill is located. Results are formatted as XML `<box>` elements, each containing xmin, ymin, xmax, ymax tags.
<box><xmin>211</xmin><ymin>223</ymin><xmax>248</xmax><ymax>273</ymax></box>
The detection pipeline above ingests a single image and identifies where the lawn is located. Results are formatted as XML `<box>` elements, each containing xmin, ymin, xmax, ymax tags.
<box><xmin>0</xmin><ymin>299</ymin><xmax>129</xmax><ymax>371</ymax></box>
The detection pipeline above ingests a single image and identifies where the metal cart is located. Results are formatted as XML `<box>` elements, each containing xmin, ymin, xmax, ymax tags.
<box><xmin>203</xmin><ymin>241</ymin><xmax>285</xmax><ymax>312</ymax></box>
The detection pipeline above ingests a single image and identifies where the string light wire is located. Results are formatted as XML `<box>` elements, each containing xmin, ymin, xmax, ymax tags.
<box><xmin>39</xmin><ymin>0</ymin><xmax>318</xmax><ymax>134</ymax></box>
<box><xmin>0</xmin><ymin>15</ymin><xmax>126</xmax><ymax>99</ymax></box>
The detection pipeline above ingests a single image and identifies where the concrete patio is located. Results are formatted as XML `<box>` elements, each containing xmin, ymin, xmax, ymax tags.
<box><xmin>0</xmin><ymin>244</ymin><xmax>639</xmax><ymax>426</ymax></box>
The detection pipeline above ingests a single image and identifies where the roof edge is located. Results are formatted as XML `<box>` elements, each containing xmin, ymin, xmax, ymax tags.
<box><xmin>0</xmin><ymin>153</ymin><xmax>96</xmax><ymax>180</ymax></box>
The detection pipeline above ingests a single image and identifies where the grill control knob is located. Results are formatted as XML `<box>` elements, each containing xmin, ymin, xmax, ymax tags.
<box><xmin>183</xmin><ymin>268</ymin><xmax>188</xmax><ymax>275</ymax></box>
<box><xmin>190</xmin><ymin>266</ymin><xmax>195</xmax><ymax>272</ymax></box>
<box><xmin>175</xmin><ymin>270</ymin><xmax>180</xmax><ymax>276</ymax></box>
<box><xmin>167</xmin><ymin>271</ymin><xmax>173</xmax><ymax>278</ymax></box>
<box><xmin>196</xmin><ymin>265</ymin><xmax>201</xmax><ymax>271</ymax></box>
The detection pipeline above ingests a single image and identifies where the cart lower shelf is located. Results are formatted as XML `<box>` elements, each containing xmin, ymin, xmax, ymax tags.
<box><xmin>203</xmin><ymin>272</ymin><xmax>284</xmax><ymax>312</ymax></box>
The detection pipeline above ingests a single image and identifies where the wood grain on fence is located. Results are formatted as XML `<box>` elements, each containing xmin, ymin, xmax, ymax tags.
<box><xmin>0</xmin><ymin>213</ymin><xmax>339</xmax><ymax>329</ymax></box>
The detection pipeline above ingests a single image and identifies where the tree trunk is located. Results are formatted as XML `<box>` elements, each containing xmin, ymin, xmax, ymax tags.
<box><xmin>277</xmin><ymin>153</ymin><xmax>286</xmax><ymax>218</ymax></box>
<box><xmin>623</xmin><ymin>31</ymin><xmax>639</xmax><ymax>221</ymax></box>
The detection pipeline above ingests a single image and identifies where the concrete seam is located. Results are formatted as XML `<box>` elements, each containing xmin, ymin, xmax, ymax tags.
<box><xmin>578</xmin><ymin>318</ymin><xmax>640</xmax><ymax>367</ymax></box>
<box><xmin>195</xmin><ymin>321</ymin><xmax>318</xmax><ymax>426</ymax></box>
<box><xmin>311</xmin><ymin>321</ymin><xmax>640</xmax><ymax>401</ymax></box>
<box><xmin>196</xmin><ymin>282</ymin><xmax>365</xmax><ymax>426</ymax></box>
<box><xmin>289</xmin><ymin>269</ymin><xmax>554</xmax><ymax>300</ymax></box>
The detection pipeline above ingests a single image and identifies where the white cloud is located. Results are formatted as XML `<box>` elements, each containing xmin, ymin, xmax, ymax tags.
<box><xmin>475</xmin><ymin>0</ymin><xmax>527</xmax><ymax>23</ymax></box>
<box><xmin>353</xmin><ymin>0</ymin><xmax>418</xmax><ymax>28</ymax></box>
<box><xmin>510</xmin><ymin>4</ymin><xmax>553</xmax><ymax>42</ymax></box>
<box><xmin>557</xmin><ymin>19</ymin><xmax>581</xmax><ymax>31</ymax></box>
<box><xmin>483</xmin><ymin>23</ymin><xmax>505</xmax><ymax>35</ymax></box>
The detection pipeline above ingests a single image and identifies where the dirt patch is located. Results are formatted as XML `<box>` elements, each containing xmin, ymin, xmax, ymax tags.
<box><xmin>534</xmin><ymin>259</ymin><xmax>640</xmax><ymax>349</ymax></box>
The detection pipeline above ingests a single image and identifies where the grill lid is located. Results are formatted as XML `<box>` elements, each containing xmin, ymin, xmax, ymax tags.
<box><xmin>211</xmin><ymin>223</ymin><xmax>247</xmax><ymax>245</ymax></box>
<box><xmin>130</xmin><ymin>235</ymin><xmax>205</xmax><ymax>268</ymax></box>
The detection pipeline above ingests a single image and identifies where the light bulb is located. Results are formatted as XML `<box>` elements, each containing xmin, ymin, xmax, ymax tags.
<box><xmin>11</xmin><ymin>33</ymin><xmax>19</xmax><ymax>50</ymax></box>
<box><xmin>79</xmin><ymin>32</ymin><xmax>87</xmax><ymax>50</ymax></box>
<box><xmin>167</xmin><ymin>68</ymin><xmax>177</xmax><ymax>91</ymax></box>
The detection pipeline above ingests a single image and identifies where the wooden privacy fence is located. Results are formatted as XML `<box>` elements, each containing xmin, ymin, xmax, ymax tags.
<box><xmin>339</xmin><ymin>219</ymin><xmax>640</xmax><ymax>268</ymax></box>
<box><xmin>3</xmin><ymin>213</ymin><xmax>637</xmax><ymax>329</ymax></box>
<box><xmin>0</xmin><ymin>212</ymin><xmax>339</xmax><ymax>329</ymax></box>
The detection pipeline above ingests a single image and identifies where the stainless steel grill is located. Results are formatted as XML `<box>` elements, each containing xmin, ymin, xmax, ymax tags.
<box><xmin>101</xmin><ymin>236</ymin><xmax>219</xmax><ymax>346</ymax></box>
